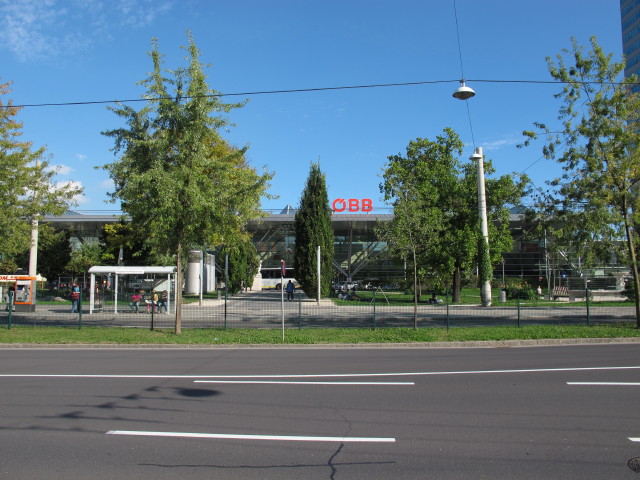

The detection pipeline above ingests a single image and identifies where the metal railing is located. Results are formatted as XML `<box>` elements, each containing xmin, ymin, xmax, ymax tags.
<box><xmin>2</xmin><ymin>287</ymin><xmax>635</xmax><ymax>330</ymax></box>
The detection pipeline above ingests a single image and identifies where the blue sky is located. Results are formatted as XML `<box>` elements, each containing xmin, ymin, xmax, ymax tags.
<box><xmin>0</xmin><ymin>0</ymin><xmax>624</xmax><ymax>214</ymax></box>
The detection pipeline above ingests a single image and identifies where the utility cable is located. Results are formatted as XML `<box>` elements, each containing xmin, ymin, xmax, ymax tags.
<box><xmin>2</xmin><ymin>78</ymin><xmax>635</xmax><ymax>109</ymax></box>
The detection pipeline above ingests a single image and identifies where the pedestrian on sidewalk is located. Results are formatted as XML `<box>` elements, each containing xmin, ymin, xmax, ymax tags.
<box><xmin>286</xmin><ymin>280</ymin><xmax>295</xmax><ymax>301</ymax></box>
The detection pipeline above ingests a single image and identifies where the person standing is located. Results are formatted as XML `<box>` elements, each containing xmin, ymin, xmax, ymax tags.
<box><xmin>70</xmin><ymin>283</ymin><xmax>80</xmax><ymax>313</ymax></box>
<box><xmin>286</xmin><ymin>280</ymin><xmax>295</xmax><ymax>301</ymax></box>
<box><xmin>146</xmin><ymin>291</ymin><xmax>158</xmax><ymax>313</ymax></box>
<box><xmin>5</xmin><ymin>285</ymin><xmax>15</xmax><ymax>311</ymax></box>
<box><xmin>158</xmin><ymin>290</ymin><xmax>168</xmax><ymax>313</ymax></box>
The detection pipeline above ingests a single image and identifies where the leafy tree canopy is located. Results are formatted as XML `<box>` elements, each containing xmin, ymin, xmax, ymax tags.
<box><xmin>219</xmin><ymin>237</ymin><xmax>260</xmax><ymax>295</ymax></box>
<box><xmin>66</xmin><ymin>242</ymin><xmax>102</xmax><ymax>278</ymax></box>
<box><xmin>520</xmin><ymin>36</ymin><xmax>640</xmax><ymax>326</ymax></box>
<box><xmin>101</xmin><ymin>33</ymin><xmax>272</xmax><ymax>333</ymax></box>
<box><xmin>0</xmin><ymin>81</ymin><xmax>82</xmax><ymax>258</ymax></box>
<box><xmin>14</xmin><ymin>224</ymin><xmax>71</xmax><ymax>282</ymax></box>
<box><xmin>379</xmin><ymin>128</ymin><xmax>527</xmax><ymax>310</ymax></box>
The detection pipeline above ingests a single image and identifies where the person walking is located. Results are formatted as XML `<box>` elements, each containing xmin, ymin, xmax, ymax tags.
<box><xmin>286</xmin><ymin>280</ymin><xmax>295</xmax><ymax>301</ymax></box>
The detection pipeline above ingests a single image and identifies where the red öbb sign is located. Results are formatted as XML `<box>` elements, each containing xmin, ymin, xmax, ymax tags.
<box><xmin>332</xmin><ymin>198</ymin><xmax>373</xmax><ymax>212</ymax></box>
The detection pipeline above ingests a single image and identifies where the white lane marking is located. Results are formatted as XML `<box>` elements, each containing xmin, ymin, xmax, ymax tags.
<box><xmin>567</xmin><ymin>382</ymin><xmax>640</xmax><ymax>386</ymax></box>
<box><xmin>1</xmin><ymin>366</ymin><xmax>639</xmax><ymax>380</ymax></box>
<box><xmin>106</xmin><ymin>430</ymin><xmax>395</xmax><ymax>443</ymax></box>
<box><xmin>193</xmin><ymin>380</ymin><xmax>414</xmax><ymax>385</ymax></box>
<box><xmin>630</xmin><ymin>438</ymin><xmax>640</xmax><ymax>442</ymax></box>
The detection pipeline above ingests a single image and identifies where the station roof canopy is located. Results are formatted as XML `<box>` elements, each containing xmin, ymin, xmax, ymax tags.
<box><xmin>88</xmin><ymin>266</ymin><xmax>176</xmax><ymax>275</ymax></box>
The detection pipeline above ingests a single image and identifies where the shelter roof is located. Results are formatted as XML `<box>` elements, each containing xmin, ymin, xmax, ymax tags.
<box><xmin>88</xmin><ymin>266</ymin><xmax>176</xmax><ymax>275</ymax></box>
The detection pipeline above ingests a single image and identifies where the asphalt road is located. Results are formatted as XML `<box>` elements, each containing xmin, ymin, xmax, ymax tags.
<box><xmin>0</xmin><ymin>344</ymin><xmax>639</xmax><ymax>479</ymax></box>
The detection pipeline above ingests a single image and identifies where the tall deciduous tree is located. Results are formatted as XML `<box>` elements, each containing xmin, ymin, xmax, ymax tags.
<box><xmin>66</xmin><ymin>242</ymin><xmax>102</xmax><ymax>279</ymax></box>
<box><xmin>100</xmin><ymin>222</ymin><xmax>171</xmax><ymax>266</ymax></box>
<box><xmin>0</xmin><ymin>81</ymin><xmax>81</xmax><ymax>259</ymax></box>
<box><xmin>442</xmin><ymin>158</ymin><xmax>525</xmax><ymax>302</ymax></box>
<box><xmin>15</xmin><ymin>224</ymin><xmax>71</xmax><ymax>282</ymax></box>
<box><xmin>102</xmin><ymin>34</ymin><xmax>271</xmax><ymax>334</ymax></box>
<box><xmin>521</xmin><ymin>37</ymin><xmax>640</xmax><ymax>328</ymax></box>
<box><xmin>379</xmin><ymin>128</ymin><xmax>526</xmax><ymax>324</ymax></box>
<box><xmin>294</xmin><ymin>163</ymin><xmax>334</xmax><ymax>299</ymax></box>
<box><xmin>378</xmin><ymin>132</ymin><xmax>454</xmax><ymax>326</ymax></box>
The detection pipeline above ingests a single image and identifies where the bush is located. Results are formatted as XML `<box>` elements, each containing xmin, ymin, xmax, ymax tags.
<box><xmin>504</xmin><ymin>284</ymin><xmax>538</xmax><ymax>300</ymax></box>
<box><xmin>623</xmin><ymin>281</ymin><xmax>636</xmax><ymax>301</ymax></box>
<box><xmin>461</xmin><ymin>276</ymin><xmax>478</xmax><ymax>288</ymax></box>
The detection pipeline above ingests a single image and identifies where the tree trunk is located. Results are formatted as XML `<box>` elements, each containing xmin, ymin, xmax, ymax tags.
<box><xmin>622</xmin><ymin>207</ymin><xmax>640</xmax><ymax>328</ymax></box>
<box><xmin>175</xmin><ymin>245</ymin><xmax>183</xmax><ymax>335</ymax></box>
<box><xmin>452</xmin><ymin>263</ymin><xmax>462</xmax><ymax>303</ymax></box>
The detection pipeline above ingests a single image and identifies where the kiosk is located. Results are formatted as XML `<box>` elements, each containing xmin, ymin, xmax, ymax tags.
<box><xmin>0</xmin><ymin>275</ymin><xmax>37</xmax><ymax>312</ymax></box>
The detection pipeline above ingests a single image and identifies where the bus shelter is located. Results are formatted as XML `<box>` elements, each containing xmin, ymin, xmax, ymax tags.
<box><xmin>87</xmin><ymin>266</ymin><xmax>177</xmax><ymax>314</ymax></box>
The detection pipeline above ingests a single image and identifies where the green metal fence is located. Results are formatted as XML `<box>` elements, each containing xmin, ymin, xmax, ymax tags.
<box><xmin>2</xmin><ymin>287</ymin><xmax>635</xmax><ymax>330</ymax></box>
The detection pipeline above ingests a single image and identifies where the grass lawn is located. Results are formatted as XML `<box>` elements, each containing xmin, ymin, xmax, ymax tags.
<box><xmin>0</xmin><ymin>323</ymin><xmax>638</xmax><ymax>345</ymax></box>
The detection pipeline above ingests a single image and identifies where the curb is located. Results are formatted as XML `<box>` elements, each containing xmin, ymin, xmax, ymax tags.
<box><xmin>0</xmin><ymin>337</ymin><xmax>639</xmax><ymax>349</ymax></box>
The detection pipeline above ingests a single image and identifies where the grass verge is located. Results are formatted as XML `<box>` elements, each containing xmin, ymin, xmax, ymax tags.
<box><xmin>0</xmin><ymin>323</ymin><xmax>638</xmax><ymax>345</ymax></box>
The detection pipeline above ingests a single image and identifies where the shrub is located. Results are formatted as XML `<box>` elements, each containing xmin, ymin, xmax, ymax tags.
<box><xmin>504</xmin><ymin>284</ymin><xmax>538</xmax><ymax>300</ymax></box>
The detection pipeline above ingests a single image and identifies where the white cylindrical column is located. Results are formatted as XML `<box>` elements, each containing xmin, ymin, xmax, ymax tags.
<box><xmin>472</xmin><ymin>147</ymin><xmax>492</xmax><ymax>307</ymax></box>
<box><xmin>185</xmin><ymin>250</ymin><xmax>203</xmax><ymax>295</ymax></box>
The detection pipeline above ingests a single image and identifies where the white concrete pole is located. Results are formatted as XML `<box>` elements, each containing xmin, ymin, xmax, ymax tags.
<box><xmin>473</xmin><ymin>147</ymin><xmax>492</xmax><ymax>307</ymax></box>
<box><xmin>28</xmin><ymin>218</ymin><xmax>38</xmax><ymax>277</ymax></box>
<box><xmin>28</xmin><ymin>160</ymin><xmax>40</xmax><ymax>297</ymax></box>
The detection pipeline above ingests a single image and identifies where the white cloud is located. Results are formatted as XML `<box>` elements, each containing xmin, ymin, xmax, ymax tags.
<box><xmin>481</xmin><ymin>134</ymin><xmax>520</xmax><ymax>151</ymax></box>
<box><xmin>0</xmin><ymin>0</ymin><xmax>173</xmax><ymax>62</ymax></box>
<box><xmin>0</xmin><ymin>0</ymin><xmax>87</xmax><ymax>62</ymax></box>
<box><xmin>46</xmin><ymin>163</ymin><xmax>74</xmax><ymax>175</ymax></box>
<box><xmin>116</xmin><ymin>0</ymin><xmax>173</xmax><ymax>28</ymax></box>
<box><xmin>100</xmin><ymin>178</ymin><xmax>114</xmax><ymax>189</ymax></box>
<box><xmin>54</xmin><ymin>179</ymin><xmax>87</xmax><ymax>204</ymax></box>
<box><xmin>75</xmin><ymin>154</ymin><xmax>87</xmax><ymax>161</ymax></box>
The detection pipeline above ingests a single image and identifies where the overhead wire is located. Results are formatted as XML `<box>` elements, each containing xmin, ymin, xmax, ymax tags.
<box><xmin>1</xmin><ymin>78</ymin><xmax>635</xmax><ymax>109</ymax></box>
<box><xmin>452</xmin><ymin>0</ymin><xmax>476</xmax><ymax>148</ymax></box>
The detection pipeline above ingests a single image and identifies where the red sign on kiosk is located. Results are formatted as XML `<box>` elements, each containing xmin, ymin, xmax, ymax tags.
<box><xmin>332</xmin><ymin>198</ymin><xmax>373</xmax><ymax>213</ymax></box>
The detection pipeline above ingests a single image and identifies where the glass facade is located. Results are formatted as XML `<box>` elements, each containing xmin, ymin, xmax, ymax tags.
<box><xmin>43</xmin><ymin>209</ymin><xmax>627</xmax><ymax>289</ymax></box>
<box><xmin>622</xmin><ymin>0</ymin><xmax>640</xmax><ymax>84</ymax></box>
<box><xmin>248</xmin><ymin>213</ymin><xmax>404</xmax><ymax>283</ymax></box>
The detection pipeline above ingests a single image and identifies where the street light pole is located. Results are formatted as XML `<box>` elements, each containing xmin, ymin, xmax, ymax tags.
<box><xmin>471</xmin><ymin>147</ymin><xmax>492</xmax><ymax>307</ymax></box>
<box><xmin>453</xmin><ymin>80</ymin><xmax>491</xmax><ymax>307</ymax></box>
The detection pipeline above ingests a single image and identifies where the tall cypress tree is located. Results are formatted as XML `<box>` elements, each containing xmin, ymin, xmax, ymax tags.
<box><xmin>294</xmin><ymin>163</ymin><xmax>334</xmax><ymax>299</ymax></box>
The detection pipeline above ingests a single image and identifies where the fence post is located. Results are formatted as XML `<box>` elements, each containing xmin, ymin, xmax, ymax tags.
<box><xmin>446</xmin><ymin>289</ymin><xmax>450</xmax><ymax>331</ymax></box>
<box><xmin>372</xmin><ymin>290</ymin><xmax>377</xmax><ymax>330</ymax></box>
<box><xmin>517</xmin><ymin>296</ymin><xmax>521</xmax><ymax>328</ymax></box>
<box><xmin>298</xmin><ymin>291</ymin><xmax>302</xmax><ymax>329</ymax></box>
<box><xmin>586</xmin><ymin>288</ymin><xmax>591</xmax><ymax>326</ymax></box>
<box><xmin>78</xmin><ymin>291</ymin><xmax>83</xmax><ymax>329</ymax></box>
<box><xmin>224</xmin><ymin>254</ymin><xmax>228</xmax><ymax>330</ymax></box>
<box><xmin>7</xmin><ymin>290</ymin><xmax>13</xmax><ymax>330</ymax></box>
